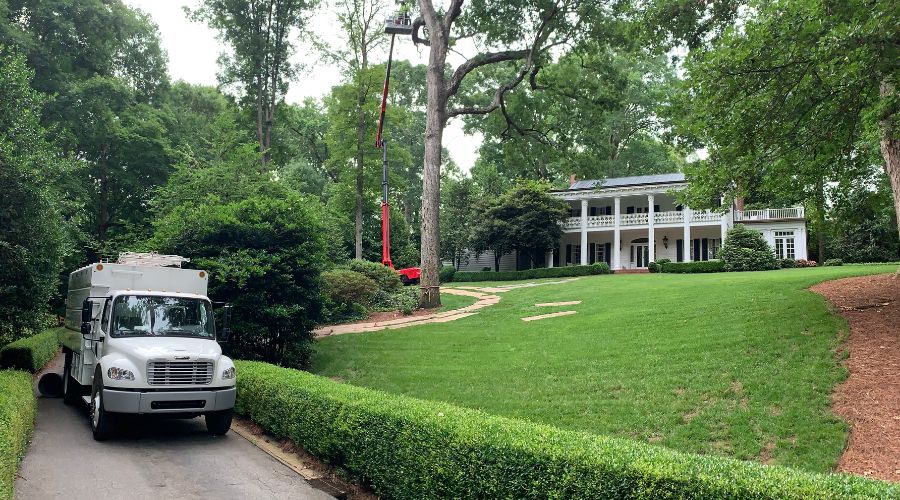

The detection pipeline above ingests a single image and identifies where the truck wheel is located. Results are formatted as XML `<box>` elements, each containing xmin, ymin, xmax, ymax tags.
<box><xmin>62</xmin><ymin>351</ymin><xmax>82</xmax><ymax>406</ymax></box>
<box><xmin>205</xmin><ymin>409</ymin><xmax>233</xmax><ymax>436</ymax></box>
<box><xmin>90</xmin><ymin>374</ymin><xmax>116</xmax><ymax>441</ymax></box>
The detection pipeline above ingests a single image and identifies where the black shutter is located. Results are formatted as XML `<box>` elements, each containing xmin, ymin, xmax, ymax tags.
<box><xmin>590</xmin><ymin>207</ymin><xmax>597</xmax><ymax>216</ymax></box>
<box><xmin>589</xmin><ymin>243</ymin><xmax>596</xmax><ymax>264</ymax></box>
<box><xmin>604</xmin><ymin>243</ymin><xmax>611</xmax><ymax>265</ymax></box>
<box><xmin>693</xmin><ymin>239</ymin><xmax>701</xmax><ymax>261</ymax></box>
<box><xmin>654</xmin><ymin>204</ymin><xmax>660</xmax><ymax>213</ymax></box>
<box><xmin>605</xmin><ymin>206</ymin><xmax>612</xmax><ymax>215</ymax></box>
<box><xmin>553</xmin><ymin>249</ymin><xmax>560</xmax><ymax>267</ymax></box>
<box><xmin>627</xmin><ymin>206</ymin><xmax>635</xmax><ymax>214</ymax></box>
<box><xmin>676</xmin><ymin>239</ymin><xmax>683</xmax><ymax>262</ymax></box>
<box><xmin>702</xmin><ymin>238</ymin><xmax>709</xmax><ymax>261</ymax></box>
<box><xmin>566</xmin><ymin>244</ymin><xmax>572</xmax><ymax>265</ymax></box>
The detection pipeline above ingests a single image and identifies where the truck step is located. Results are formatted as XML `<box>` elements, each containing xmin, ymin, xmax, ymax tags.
<box><xmin>81</xmin><ymin>395</ymin><xmax>91</xmax><ymax>406</ymax></box>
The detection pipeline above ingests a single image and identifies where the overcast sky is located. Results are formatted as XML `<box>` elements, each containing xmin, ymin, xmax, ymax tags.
<box><xmin>124</xmin><ymin>0</ymin><xmax>482</xmax><ymax>171</ymax></box>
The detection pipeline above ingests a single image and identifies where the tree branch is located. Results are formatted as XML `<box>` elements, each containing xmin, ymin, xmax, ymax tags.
<box><xmin>445</xmin><ymin>49</ymin><xmax>528</xmax><ymax>98</ymax></box>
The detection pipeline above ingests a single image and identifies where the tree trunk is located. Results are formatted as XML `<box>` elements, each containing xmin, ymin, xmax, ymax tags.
<box><xmin>879</xmin><ymin>79</ymin><xmax>900</xmax><ymax>249</ymax></box>
<box><xmin>418</xmin><ymin>24</ymin><xmax>448</xmax><ymax>309</ymax></box>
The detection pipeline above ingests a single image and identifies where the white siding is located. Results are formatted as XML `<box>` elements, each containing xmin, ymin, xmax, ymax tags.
<box><xmin>445</xmin><ymin>250</ymin><xmax>518</xmax><ymax>272</ymax></box>
<box><xmin>740</xmin><ymin>222</ymin><xmax>809</xmax><ymax>260</ymax></box>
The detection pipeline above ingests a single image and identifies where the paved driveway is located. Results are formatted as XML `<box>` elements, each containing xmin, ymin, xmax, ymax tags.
<box><xmin>16</xmin><ymin>368</ymin><xmax>333</xmax><ymax>499</ymax></box>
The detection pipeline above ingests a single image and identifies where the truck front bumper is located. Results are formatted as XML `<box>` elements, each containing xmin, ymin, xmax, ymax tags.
<box><xmin>102</xmin><ymin>387</ymin><xmax>236</xmax><ymax>414</ymax></box>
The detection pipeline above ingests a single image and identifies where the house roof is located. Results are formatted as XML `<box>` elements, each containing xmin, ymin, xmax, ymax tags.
<box><xmin>567</xmin><ymin>173</ymin><xmax>686</xmax><ymax>190</ymax></box>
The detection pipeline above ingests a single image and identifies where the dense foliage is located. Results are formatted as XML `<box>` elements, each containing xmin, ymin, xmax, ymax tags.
<box><xmin>321</xmin><ymin>269</ymin><xmax>378</xmax><ymax>322</ymax></box>
<box><xmin>0</xmin><ymin>329</ymin><xmax>61</xmax><ymax>373</ymax></box>
<box><xmin>659</xmin><ymin>261</ymin><xmax>726</xmax><ymax>274</ymax></box>
<box><xmin>720</xmin><ymin>225</ymin><xmax>779</xmax><ymax>272</ymax></box>
<box><xmin>0</xmin><ymin>47</ymin><xmax>69</xmax><ymax>344</ymax></box>
<box><xmin>469</xmin><ymin>181</ymin><xmax>569</xmax><ymax>271</ymax></box>
<box><xmin>235</xmin><ymin>360</ymin><xmax>900</xmax><ymax>499</ymax></box>
<box><xmin>0</xmin><ymin>370</ymin><xmax>37</xmax><ymax>500</ymax></box>
<box><xmin>153</xmin><ymin>194</ymin><xmax>327</xmax><ymax>368</ymax></box>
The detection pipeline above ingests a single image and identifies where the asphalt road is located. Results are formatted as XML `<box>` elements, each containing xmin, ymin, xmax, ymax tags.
<box><xmin>16</xmin><ymin>365</ymin><xmax>333</xmax><ymax>500</ymax></box>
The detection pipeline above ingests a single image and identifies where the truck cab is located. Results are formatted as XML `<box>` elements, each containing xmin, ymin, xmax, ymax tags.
<box><xmin>60</xmin><ymin>254</ymin><xmax>236</xmax><ymax>440</ymax></box>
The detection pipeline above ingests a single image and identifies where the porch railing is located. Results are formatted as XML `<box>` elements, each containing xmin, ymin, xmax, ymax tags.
<box><xmin>734</xmin><ymin>207</ymin><xmax>804</xmax><ymax>222</ymax></box>
<box><xmin>620</xmin><ymin>213</ymin><xmax>648</xmax><ymax>226</ymax></box>
<box><xmin>653</xmin><ymin>211</ymin><xmax>683</xmax><ymax>224</ymax></box>
<box><xmin>692</xmin><ymin>211</ymin><xmax>723</xmax><ymax>222</ymax></box>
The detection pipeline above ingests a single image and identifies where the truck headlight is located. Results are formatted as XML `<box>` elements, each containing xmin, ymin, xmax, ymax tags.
<box><xmin>107</xmin><ymin>367</ymin><xmax>135</xmax><ymax>380</ymax></box>
<box><xmin>222</xmin><ymin>367</ymin><xmax>236</xmax><ymax>380</ymax></box>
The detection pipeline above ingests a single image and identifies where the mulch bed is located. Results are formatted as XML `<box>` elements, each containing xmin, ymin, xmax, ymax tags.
<box><xmin>811</xmin><ymin>273</ymin><xmax>900</xmax><ymax>482</ymax></box>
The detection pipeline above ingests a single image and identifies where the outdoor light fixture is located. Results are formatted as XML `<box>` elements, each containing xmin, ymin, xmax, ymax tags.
<box><xmin>662</xmin><ymin>235</ymin><xmax>669</xmax><ymax>249</ymax></box>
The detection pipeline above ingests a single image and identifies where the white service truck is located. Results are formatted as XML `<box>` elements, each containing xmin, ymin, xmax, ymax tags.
<box><xmin>60</xmin><ymin>253</ymin><xmax>236</xmax><ymax>440</ymax></box>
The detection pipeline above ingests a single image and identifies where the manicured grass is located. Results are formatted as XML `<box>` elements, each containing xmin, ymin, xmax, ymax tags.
<box><xmin>311</xmin><ymin>264</ymin><xmax>897</xmax><ymax>473</ymax></box>
<box><xmin>437</xmin><ymin>291</ymin><xmax>477</xmax><ymax>311</ymax></box>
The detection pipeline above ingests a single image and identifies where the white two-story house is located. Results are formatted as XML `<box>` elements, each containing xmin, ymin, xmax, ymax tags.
<box><xmin>552</xmin><ymin>173</ymin><xmax>808</xmax><ymax>270</ymax></box>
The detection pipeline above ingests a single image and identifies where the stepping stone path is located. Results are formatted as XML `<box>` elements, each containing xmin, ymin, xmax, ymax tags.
<box><xmin>535</xmin><ymin>300</ymin><xmax>582</xmax><ymax>307</ymax></box>
<box><xmin>521</xmin><ymin>311</ymin><xmax>578</xmax><ymax>322</ymax></box>
<box><xmin>314</xmin><ymin>288</ymin><xmax>499</xmax><ymax>337</ymax></box>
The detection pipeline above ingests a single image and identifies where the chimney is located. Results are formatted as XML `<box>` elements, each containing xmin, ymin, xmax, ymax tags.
<box><xmin>569</xmin><ymin>173</ymin><xmax>577</xmax><ymax>188</ymax></box>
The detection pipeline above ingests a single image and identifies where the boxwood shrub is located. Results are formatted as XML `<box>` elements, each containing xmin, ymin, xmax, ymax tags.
<box><xmin>660</xmin><ymin>261</ymin><xmax>726</xmax><ymax>274</ymax></box>
<box><xmin>0</xmin><ymin>328</ymin><xmax>61</xmax><ymax>372</ymax></box>
<box><xmin>0</xmin><ymin>370</ymin><xmax>37</xmax><ymax>500</ymax></box>
<box><xmin>234</xmin><ymin>361</ymin><xmax>898</xmax><ymax>499</ymax></box>
<box><xmin>452</xmin><ymin>262</ymin><xmax>611</xmax><ymax>282</ymax></box>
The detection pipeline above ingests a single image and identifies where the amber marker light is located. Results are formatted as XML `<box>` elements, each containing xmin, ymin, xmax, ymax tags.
<box><xmin>199</xmin><ymin>271</ymin><xmax>206</xmax><ymax>278</ymax></box>
<box><xmin>96</xmin><ymin>264</ymin><xmax>104</xmax><ymax>271</ymax></box>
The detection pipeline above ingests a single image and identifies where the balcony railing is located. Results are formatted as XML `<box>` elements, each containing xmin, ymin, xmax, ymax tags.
<box><xmin>563</xmin><ymin>209</ymin><xmax>726</xmax><ymax>230</ymax></box>
<box><xmin>692</xmin><ymin>210</ymin><xmax>723</xmax><ymax>222</ymax></box>
<box><xmin>734</xmin><ymin>207</ymin><xmax>804</xmax><ymax>222</ymax></box>
<box><xmin>654</xmin><ymin>211</ymin><xmax>683</xmax><ymax>224</ymax></box>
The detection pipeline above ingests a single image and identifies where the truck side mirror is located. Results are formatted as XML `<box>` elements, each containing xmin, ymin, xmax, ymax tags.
<box><xmin>220</xmin><ymin>305</ymin><xmax>232</xmax><ymax>342</ymax></box>
<box><xmin>80</xmin><ymin>321</ymin><xmax>92</xmax><ymax>337</ymax></box>
<box><xmin>81</xmin><ymin>299</ymin><xmax>92</xmax><ymax>323</ymax></box>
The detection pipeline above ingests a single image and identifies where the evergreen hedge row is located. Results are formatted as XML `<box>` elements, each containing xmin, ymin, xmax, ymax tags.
<box><xmin>0</xmin><ymin>328</ymin><xmax>61</xmax><ymax>372</ymax></box>
<box><xmin>0</xmin><ymin>370</ymin><xmax>36</xmax><ymax>500</ymax></box>
<box><xmin>234</xmin><ymin>361</ymin><xmax>898</xmax><ymax>499</ymax></box>
<box><xmin>660</xmin><ymin>261</ymin><xmax>727</xmax><ymax>274</ymax></box>
<box><xmin>451</xmin><ymin>262</ymin><xmax>611</xmax><ymax>282</ymax></box>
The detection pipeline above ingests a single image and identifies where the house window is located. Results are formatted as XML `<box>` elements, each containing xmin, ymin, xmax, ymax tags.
<box><xmin>595</xmin><ymin>244</ymin><xmax>606</xmax><ymax>264</ymax></box>
<box><xmin>572</xmin><ymin>245</ymin><xmax>581</xmax><ymax>265</ymax></box>
<box><xmin>774</xmin><ymin>231</ymin><xmax>795</xmax><ymax>259</ymax></box>
<box><xmin>709</xmin><ymin>238</ymin><xmax>722</xmax><ymax>259</ymax></box>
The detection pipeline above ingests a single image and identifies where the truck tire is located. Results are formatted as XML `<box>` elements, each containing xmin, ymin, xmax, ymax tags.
<box><xmin>62</xmin><ymin>351</ymin><xmax>82</xmax><ymax>406</ymax></box>
<box><xmin>205</xmin><ymin>409</ymin><xmax>233</xmax><ymax>436</ymax></box>
<box><xmin>90</xmin><ymin>373</ymin><xmax>116</xmax><ymax>441</ymax></box>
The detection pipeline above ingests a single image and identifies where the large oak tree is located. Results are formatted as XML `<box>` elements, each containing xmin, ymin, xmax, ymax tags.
<box><xmin>412</xmin><ymin>0</ymin><xmax>601</xmax><ymax>307</ymax></box>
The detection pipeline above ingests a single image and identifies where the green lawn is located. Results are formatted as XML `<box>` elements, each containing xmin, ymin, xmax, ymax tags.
<box><xmin>437</xmin><ymin>290</ymin><xmax>477</xmax><ymax>311</ymax></box>
<box><xmin>310</xmin><ymin>264</ymin><xmax>897</xmax><ymax>472</ymax></box>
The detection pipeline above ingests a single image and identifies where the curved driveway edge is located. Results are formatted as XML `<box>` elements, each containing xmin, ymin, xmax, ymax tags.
<box><xmin>314</xmin><ymin>288</ymin><xmax>500</xmax><ymax>337</ymax></box>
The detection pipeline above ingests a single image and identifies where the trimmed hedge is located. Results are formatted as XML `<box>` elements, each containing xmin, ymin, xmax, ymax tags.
<box><xmin>451</xmin><ymin>262</ymin><xmax>611</xmax><ymax>282</ymax></box>
<box><xmin>234</xmin><ymin>361</ymin><xmax>899</xmax><ymax>499</ymax></box>
<box><xmin>0</xmin><ymin>370</ymin><xmax>36</xmax><ymax>500</ymax></box>
<box><xmin>0</xmin><ymin>328</ymin><xmax>61</xmax><ymax>372</ymax></box>
<box><xmin>660</xmin><ymin>261</ymin><xmax>726</xmax><ymax>274</ymax></box>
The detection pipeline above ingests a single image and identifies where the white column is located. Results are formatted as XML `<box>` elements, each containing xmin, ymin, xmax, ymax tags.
<box><xmin>613</xmin><ymin>197</ymin><xmax>621</xmax><ymax>270</ymax></box>
<box><xmin>546</xmin><ymin>250</ymin><xmax>554</xmax><ymax>268</ymax></box>
<box><xmin>683</xmin><ymin>207</ymin><xmax>693</xmax><ymax>262</ymax></box>
<box><xmin>647</xmin><ymin>194</ymin><xmax>655</xmax><ymax>263</ymax></box>
<box><xmin>580</xmin><ymin>199</ymin><xmax>588</xmax><ymax>265</ymax></box>
<box><xmin>720</xmin><ymin>212</ymin><xmax>728</xmax><ymax>244</ymax></box>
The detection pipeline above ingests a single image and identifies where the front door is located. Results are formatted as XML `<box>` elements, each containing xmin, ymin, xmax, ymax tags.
<box><xmin>632</xmin><ymin>244</ymin><xmax>649</xmax><ymax>268</ymax></box>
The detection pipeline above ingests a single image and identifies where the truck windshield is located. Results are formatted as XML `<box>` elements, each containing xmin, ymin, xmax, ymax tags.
<box><xmin>110</xmin><ymin>296</ymin><xmax>215</xmax><ymax>339</ymax></box>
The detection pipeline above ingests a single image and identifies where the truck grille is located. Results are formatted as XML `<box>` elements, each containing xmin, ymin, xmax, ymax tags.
<box><xmin>147</xmin><ymin>361</ymin><xmax>213</xmax><ymax>386</ymax></box>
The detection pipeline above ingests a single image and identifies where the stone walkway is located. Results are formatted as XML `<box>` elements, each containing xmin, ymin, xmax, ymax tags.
<box><xmin>314</xmin><ymin>288</ymin><xmax>500</xmax><ymax>337</ymax></box>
